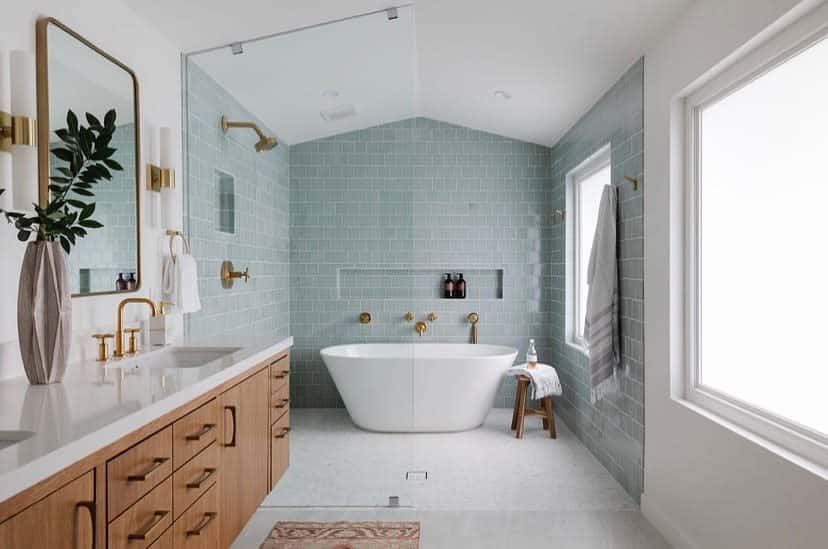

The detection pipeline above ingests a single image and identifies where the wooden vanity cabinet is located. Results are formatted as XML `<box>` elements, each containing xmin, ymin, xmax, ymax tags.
<box><xmin>218</xmin><ymin>367</ymin><xmax>271</xmax><ymax>548</ymax></box>
<box><xmin>0</xmin><ymin>470</ymin><xmax>95</xmax><ymax>549</ymax></box>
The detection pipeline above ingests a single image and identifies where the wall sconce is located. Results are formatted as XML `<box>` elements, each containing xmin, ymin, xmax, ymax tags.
<box><xmin>147</xmin><ymin>127</ymin><xmax>180</xmax><ymax>230</ymax></box>
<box><xmin>0</xmin><ymin>49</ymin><xmax>38</xmax><ymax>212</ymax></box>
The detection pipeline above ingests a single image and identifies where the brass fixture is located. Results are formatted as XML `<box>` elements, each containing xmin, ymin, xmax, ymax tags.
<box><xmin>405</xmin><ymin>311</ymin><xmax>414</xmax><ymax>322</ymax></box>
<box><xmin>114</xmin><ymin>298</ymin><xmax>158</xmax><ymax>358</ymax></box>
<box><xmin>92</xmin><ymin>333</ymin><xmax>114</xmax><ymax>362</ymax></box>
<box><xmin>220</xmin><ymin>260</ymin><xmax>250</xmax><ymax>289</ymax></box>
<box><xmin>146</xmin><ymin>164</ymin><xmax>175</xmax><ymax>192</ymax></box>
<box><xmin>415</xmin><ymin>321</ymin><xmax>428</xmax><ymax>337</ymax></box>
<box><xmin>220</xmin><ymin>115</ymin><xmax>277</xmax><ymax>152</ymax></box>
<box><xmin>427</xmin><ymin>312</ymin><xmax>438</xmax><ymax>322</ymax></box>
<box><xmin>623</xmin><ymin>176</ymin><xmax>639</xmax><ymax>191</ymax></box>
<box><xmin>467</xmin><ymin>312</ymin><xmax>480</xmax><ymax>344</ymax></box>
<box><xmin>166</xmin><ymin>230</ymin><xmax>190</xmax><ymax>260</ymax></box>
<box><xmin>124</xmin><ymin>327</ymin><xmax>141</xmax><ymax>354</ymax></box>
<box><xmin>0</xmin><ymin>111</ymin><xmax>37</xmax><ymax>153</ymax></box>
<box><xmin>159</xmin><ymin>301</ymin><xmax>173</xmax><ymax>315</ymax></box>
<box><xmin>359</xmin><ymin>312</ymin><xmax>372</xmax><ymax>324</ymax></box>
<box><xmin>550</xmin><ymin>209</ymin><xmax>565</xmax><ymax>225</ymax></box>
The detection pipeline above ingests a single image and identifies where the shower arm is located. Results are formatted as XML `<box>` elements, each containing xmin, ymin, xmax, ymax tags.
<box><xmin>220</xmin><ymin>116</ymin><xmax>269</xmax><ymax>141</ymax></box>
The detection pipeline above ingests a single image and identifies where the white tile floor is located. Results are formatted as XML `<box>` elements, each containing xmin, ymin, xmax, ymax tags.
<box><xmin>234</xmin><ymin>409</ymin><xmax>669</xmax><ymax>548</ymax></box>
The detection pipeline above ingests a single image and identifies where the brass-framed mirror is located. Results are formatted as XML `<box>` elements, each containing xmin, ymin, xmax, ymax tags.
<box><xmin>36</xmin><ymin>17</ymin><xmax>141</xmax><ymax>297</ymax></box>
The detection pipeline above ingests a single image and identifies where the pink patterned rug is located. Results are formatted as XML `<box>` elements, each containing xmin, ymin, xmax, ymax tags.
<box><xmin>261</xmin><ymin>521</ymin><xmax>420</xmax><ymax>549</ymax></box>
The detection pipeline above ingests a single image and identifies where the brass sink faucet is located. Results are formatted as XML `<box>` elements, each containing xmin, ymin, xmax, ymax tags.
<box><xmin>114</xmin><ymin>298</ymin><xmax>158</xmax><ymax>357</ymax></box>
<box><xmin>415</xmin><ymin>321</ymin><xmax>428</xmax><ymax>336</ymax></box>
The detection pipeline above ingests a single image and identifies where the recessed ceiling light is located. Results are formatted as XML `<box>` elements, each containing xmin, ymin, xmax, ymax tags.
<box><xmin>494</xmin><ymin>90</ymin><xmax>512</xmax><ymax>100</ymax></box>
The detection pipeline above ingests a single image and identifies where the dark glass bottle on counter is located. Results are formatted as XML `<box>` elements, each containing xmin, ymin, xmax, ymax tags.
<box><xmin>454</xmin><ymin>273</ymin><xmax>466</xmax><ymax>299</ymax></box>
<box><xmin>443</xmin><ymin>273</ymin><xmax>454</xmax><ymax>299</ymax></box>
<box><xmin>127</xmin><ymin>272</ymin><xmax>137</xmax><ymax>290</ymax></box>
<box><xmin>116</xmin><ymin>273</ymin><xmax>127</xmax><ymax>291</ymax></box>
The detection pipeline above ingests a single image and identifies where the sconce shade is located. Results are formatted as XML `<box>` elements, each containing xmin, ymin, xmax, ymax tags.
<box><xmin>10</xmin><ymin>51</ymin><xmax>38</xmax><ymax>211</ymax></box>
<box><xmin>0</xmin><ymin>48</ymin><xmax>10</xmax><ymax>111</ymax></box>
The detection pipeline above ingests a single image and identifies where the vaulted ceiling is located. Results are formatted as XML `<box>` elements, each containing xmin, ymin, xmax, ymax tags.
<box><xmin>126</xmin><ymin>0</ymin><xmax>691</xmax><ymax>146</ymax></box>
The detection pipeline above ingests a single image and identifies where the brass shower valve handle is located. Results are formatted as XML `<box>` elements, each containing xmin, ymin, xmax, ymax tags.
<box><xmin>467</xmin><ymin>312</ymin><xmax>479</xmax><ymax>325</ymax></box>
<box><xmin>427</xmin><ymin>312</ymin><xmax>438</xmax><ymax>322</ymax></box>
<box><xmin>92</xmin><ymin>333</ymin><xmax>114</xmax><ymax>362</ymax></box>
<box><xmin>405</xmin><ymin>312</ymin><xmax>415</xmax><ymax>322</ymax></box>
<box><xmin>359</xmin><ymin>312</ymin><xmax>372</xmax><ymax>324</ymax></box>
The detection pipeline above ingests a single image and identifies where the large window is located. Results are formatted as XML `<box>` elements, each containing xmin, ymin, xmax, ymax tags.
<box><xmin>566</xmin><ymin>144</ymin><xmax>610</xmax><ymax>350</ymax></box>
<box><xmin>685</xmin><ymin>20</ymin><xmax>828</xmax><ymax>465</ymax></box>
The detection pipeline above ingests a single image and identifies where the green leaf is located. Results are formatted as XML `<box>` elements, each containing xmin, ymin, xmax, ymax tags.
<box><xmin>85</xmin><ymin>113</ymin><xmax>102</xmax><ymax>129</ymax></box>
<box><xmin>59</xmin><ymin>236</ymin><xmax>71</xmax><ymax>254</ymax></box>
<box><xmin>104</xmin><ymin>109</ymin><xmax>116</xmax><ymax>128</ymax></box>
<box><xmin>103</xmin><ymin>159</ymin><xmax>123</xmax><ymax>171</ymax></box>
<box><xmin>48</xmin><ymin>184</ymin><xmax>66</xmax><ymax>194</ymax></box>
<box><xmin>17</xmin><ymin>230</ymin><xmax>30</xmax><ymax>242</ymax></box>
<box><xmin>72</xmin><ymin>188</ymin><xmax>95</xmax><ymax>197</ymax></box>
<box><xmin>79</xmin><ymin>219</ymin><xmax>103</xmax><ymax>229</ymax></box>
<box><xmin>57</xmin><ymin>167</ymin><xmax>73</xmax><ymax>177</ymax></box>
<box><xmin>71</xmin><ymin>226</ymin><xmax>88</xmax><ymax>237</ymax></box>
<box><xmin>66</xmin><ymin>199</ymin><xmax>86</xmax><ymax>209</ymax></box>
<box><xmin>79</xmin><ymin>127</ymin><xmax>93</xmax><ymax>157</ymax></box>
<box><xmin>51</xmin><ymin>148</ymin><xmax>75</xmax><ymax>162</ymax></box>
<box><xmin>67</xmin><ymin>110</ymin><xmax>79</xmax><ymax>135</ymax></box>
<box><xmin>49</xmin><ymin>176</ymin><xmax>70</xmax><ymax>184</ymax></box>
<box><xmin>80</xmin><ymin>203</ymin><xmax>95</xmax><ymax>220</ymax></box>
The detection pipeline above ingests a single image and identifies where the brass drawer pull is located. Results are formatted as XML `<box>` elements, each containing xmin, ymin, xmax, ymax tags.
<box><xmin>127</xmin><ymin>510</ymin><xmax>168</xmax><ymax>540</ymax></box>
<box><xmin>186</xmin><ymin>512</ymin><xmax>218</xmax><ymax>536</ymax></box>
<box><xmin>273</xmin><ymin>427</ymin><xmax>291</xmax><ymax>439</ymax></box>
<box><xmin>185</xmin><ymin>423</ymin><xmax>216</xmax><ymax>441</ymax></box>
<box><xmin>186</xmin><ymin>468</ymin><xmax>217</xmax><ymax>489</ymax></box>
<box><xmin>224</xmin><ymin>405</ymin><xmax>237</xmax><ymax>447</ymax></box>
<box><xmin>273</xmin><ymin>370</ymin><xmax>290</xmax><ymax>379</ymax></box>
<box><xmin>273</xmin><ymin>398</ymin><xmax>290</xmax><ymax>409</ymax></box>
<box><xmin>127</xmin><ymin>457</ymin><xmax>169</xmax><ymax>481</ymax></box>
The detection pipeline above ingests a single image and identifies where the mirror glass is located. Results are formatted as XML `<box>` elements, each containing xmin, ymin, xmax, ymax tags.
<box><xmin>42</xmin><ymin>20</ymin><xmax>140</xmax><ymax>296</ymax></box>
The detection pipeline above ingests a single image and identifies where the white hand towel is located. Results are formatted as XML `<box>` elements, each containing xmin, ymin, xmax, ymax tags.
<box><xmin>507</xmin><ymin>364</ymin><xmax>563</xmax><ymax>400</ymax></box>
<box><xmin>175</xmin><ymin>254</ymin><xmax>201</xmax><ymax>314</ymax></box>
<box><xmin>161</xmin><ymin>256</ymin><xmax>178</xmax><ymax>306</ymax></box>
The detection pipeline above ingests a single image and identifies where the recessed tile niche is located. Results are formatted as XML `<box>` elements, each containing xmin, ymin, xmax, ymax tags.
<box><xmin>216</xmin><ymin>170</ymin><xmax>235</xmax><ymax>234</ymax></box>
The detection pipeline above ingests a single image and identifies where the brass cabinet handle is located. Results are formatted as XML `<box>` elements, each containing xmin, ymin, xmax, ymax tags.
<box><xmin>76</xmin><ymin>501</ymin><xmax>95</xmax><ymax>549</ymax></box>
<box><xmin>272</xmin><ymin>370</ymin><xmax>290</xmax><ymax>379</ymax></box>
<box><xmin>273</xmin><ymin>398</ymin><xmax>290</xmax><ymax>409</ymax></box>
<box><xmin>186</xmin><ymin>512</ymin><xmax>218</xmax><ymax>536</ymax></box>
<box><xmin>273</xmin><ymin>427</ymin><xmax>291</xmax><ymax>439</ymax></box>
<box><xmin>127</xmin><ymin>457</ymin><xmax>169</xmax><ymax>481</ymax></box>
<box><xmin>127</xmin><ymin>510</ymin><xmax>169</xmax><ymax>540</ymax></box>
<box><xmin>186</xmin><ymin>468</ymin><xmax>217</xmax><ymax>489</ymax></box>
<box><xmin>185</xmin><ymin>423</ymin><xmax>216</xmax><ymax>441</ymax></box>
<box><xmin>224</xmin><ymin>405</ymin><xmax>237</xmax><ymax>447</ymax></box>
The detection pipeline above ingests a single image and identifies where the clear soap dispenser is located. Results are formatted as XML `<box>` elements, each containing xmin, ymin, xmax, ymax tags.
<box><xmin>526</xmin><ymin>339</ymin><xmax>538</xmax><ymax>369</ymax></box>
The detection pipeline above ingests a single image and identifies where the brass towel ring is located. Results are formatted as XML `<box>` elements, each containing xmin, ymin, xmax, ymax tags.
<box><xmin>166</xmin><ymin>230</ymin><xmax>190</xmax><ymax>261</ymax></box>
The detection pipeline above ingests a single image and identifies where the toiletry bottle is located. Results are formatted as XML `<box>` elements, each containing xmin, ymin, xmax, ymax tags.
<box><xmin>127</xmin><ymin>272</ymin><xmax>137</xmax><ymax>290</ymax></box>
<box><xmin>527</xmin><ymin>339</ymin><xmax>538</xmax><ymax>369</ymax></box>
<box><xmin>443</xmin><ymin>273</ymin><xmax>454</xmax><ymax>299</ymax></box>
<box><xmin>116</xmin><ymin>273</ymin><xmax>127</xmax><ymax>291</ymax></box>
<box><xmin>454</xmin><ymin>273</ymin><xmax>466</xmax><ymax>299</ymax></box>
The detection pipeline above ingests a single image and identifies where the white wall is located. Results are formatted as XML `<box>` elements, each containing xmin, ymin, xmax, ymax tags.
<box><xmin>643</xmin><ymin>0</ymin><xmax>828</xmax><ymax>548</ymax></box>
<box><xmin>0</xmin><ymin>1</ymin><xmax>182</xmax><ymax>379</ymax></box>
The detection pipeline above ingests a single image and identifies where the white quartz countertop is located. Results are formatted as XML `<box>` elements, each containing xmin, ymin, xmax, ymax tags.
<box><xmin>0</xmin><ymin>335</ymin><xmax>292</xmax><ymax>504</ymax></box>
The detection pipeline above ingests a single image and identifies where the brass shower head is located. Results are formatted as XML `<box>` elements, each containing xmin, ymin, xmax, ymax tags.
<box><xmin>220</xmin><ymin>115</ymin><xmax>278</xmax><ymax>152</ymax></box>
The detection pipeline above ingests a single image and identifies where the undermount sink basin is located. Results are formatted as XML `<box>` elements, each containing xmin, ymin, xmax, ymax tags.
<box><xmin>106</xmin><ymin>346</ymin><xmax>242</xmax><ymax>370</ymax></box>
<box><xmin>0</xmin><ymin>430</ymin><xmax>35</xmax><ymax>451</ymax></box>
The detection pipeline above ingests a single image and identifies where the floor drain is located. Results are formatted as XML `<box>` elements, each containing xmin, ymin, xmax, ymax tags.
<box><xmin>388</xmin><ymin>496</ymin><xmax>400</xmax><ymax>507</ymax></box>
<box><xmin>405</xmin><ymin>471</ymin><xmax>428</xmax><ymax>481</ymax></box>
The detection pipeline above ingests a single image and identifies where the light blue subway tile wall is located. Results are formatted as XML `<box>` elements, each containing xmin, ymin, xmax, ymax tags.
<box><xmin>549</xmin><ymin>59</ymin><xmax>644</xmax><ymax>500</ymax></box>
<box><xmin>184</xmin><ymin>61</ymin><xmax>290</xmax><ymax>339</ymax></box>
<box><xmin>290</xmin><ymin>118</ymin><xmax>554</xmax><ymax>408</ymax></box>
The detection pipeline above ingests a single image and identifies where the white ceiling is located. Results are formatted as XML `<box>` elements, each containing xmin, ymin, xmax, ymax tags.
<box><xmin>126</xmin><ymin>0</ymin><xmax>691</xmax><ymax>146</ymax></box>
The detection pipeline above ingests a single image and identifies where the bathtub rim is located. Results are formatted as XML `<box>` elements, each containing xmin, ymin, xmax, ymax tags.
<box><xmin>320</xmin><ymin>342</ymin><xmax>519</xmax><ymax>360</ymax></box>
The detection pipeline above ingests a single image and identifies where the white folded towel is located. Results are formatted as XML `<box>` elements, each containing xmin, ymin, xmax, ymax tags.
<box><xmin>507</xmin><ymin>363</ymin><xmax>563</xmax><ymax>400</ymax></box>
<box><xmin>176</xmin><ymin>254</ymin><xmax>201</xmax><ymax>314</ymax></box>
<box><xmin>161</xmin><ymin>256</ymin><xmax>178</xmax><ymax>306</ymax></box>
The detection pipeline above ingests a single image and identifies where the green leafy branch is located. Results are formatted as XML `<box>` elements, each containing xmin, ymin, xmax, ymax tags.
<box><xmin>0</xmin><ymin>109</ymin><xmax>123</xmax><ymax>254</ymax></box>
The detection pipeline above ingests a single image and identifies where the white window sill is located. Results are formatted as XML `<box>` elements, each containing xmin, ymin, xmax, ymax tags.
<box><xmin>672</xmin><ymin>393</ymin><xmax>828</xmax><ymax>481</ymax></box>
<box><xmin>565</xmin><ymin>340</ymin><xmax>589</xmax><ymax>358</ymax></box>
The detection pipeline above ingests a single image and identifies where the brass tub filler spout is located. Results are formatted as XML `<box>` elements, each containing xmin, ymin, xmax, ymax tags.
<box><xmin>467</xmin><ymin>312</ymin><xmax>479</xmax><ymax>344</ymax></box>
<box><xmin>114</xmin><ymin>298</ymin><xmax>158</xmax><ymax>357</ymax></box>
<box><xmin>415</xmin><ymin>321</ymin><xmax>428</xmax><ymax>337</ymax></box>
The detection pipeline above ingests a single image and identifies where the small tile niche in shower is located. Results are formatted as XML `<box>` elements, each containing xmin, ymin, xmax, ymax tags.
<box><xmin>216</xmin><ymin>170</ymin><xmax>235</xmax><ymax>234</ymax></box>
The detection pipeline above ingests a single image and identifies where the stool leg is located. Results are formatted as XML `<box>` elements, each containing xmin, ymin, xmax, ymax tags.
<box><xmin>542</xmin><ymin>399</ymin><xmax>549</xmax><ymax>430</ymax></box>
<box><xmin>544</xmin><ymin>397</ymin><xmax>557</xmax><ymax>439</ymax></box>
<box><xmin>515</xmin><ymin>381</ymin><xmax>527</xmax><ymax>439</ymax></box>
<box><xmin>511</xmin><ymin>380</ymin><xmax>521</xmax><ymax>431</ymax></box>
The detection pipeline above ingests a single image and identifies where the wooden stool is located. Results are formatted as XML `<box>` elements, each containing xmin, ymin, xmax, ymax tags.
<box><xmin>511</xmin><ymin>375</ymin><xmax>556</xmax><ymax>439</ymax></box>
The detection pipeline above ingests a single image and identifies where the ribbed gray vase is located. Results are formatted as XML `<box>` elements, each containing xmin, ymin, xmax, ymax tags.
<box><xmin>17</xmin><ymin>241</ymin><xmax>72</xmax><ymax>384</ymax></box>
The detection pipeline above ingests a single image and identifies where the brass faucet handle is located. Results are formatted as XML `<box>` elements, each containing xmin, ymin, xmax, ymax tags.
<box><xmin>427</xmin><ymin>312</ymin><xmax>438</xmax><ymax>322</ymax></box>
<box><xmin>467</xmin><ymin>312</ymin><xmax>479</xmax><ymax>325</ymax></box>
<box><xmin>92</xmin><ymin>333</ymin><xmax>114</xmax><ymax>362</ymax></box>
<box><xmin>240</xmin><ymin>267</ymin><xmax>250</xmax><ymax>282</ymax></box>
<box><xmin>125</xmin><ymin>327</ymin><xmax>141</xmax><ymax>354</ymax></box>
<box><xmin>359</xmin><ymin>312</ymin><xmax>372</xmax><ymax>324</ymax></box>
<box><xmin>405</xmin><ymin>312</ymin><xmax>414</xmax><ymax>322</ymax></box>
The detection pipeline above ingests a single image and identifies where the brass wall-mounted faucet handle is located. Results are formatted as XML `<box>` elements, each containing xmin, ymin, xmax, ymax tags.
<box><xmin>124</xmin><ymin>327</ymin><xmax>141</xmax><ymax>354</ymax></box>
<box><xmin>92</xmin><ymin>333</ymin><xmax>114</xmax><ymax>362</ymax></box>
<box><xmin>405</xmin><ymin>312</ymin><xmax>414</xmax><ymax>322</ymax></box>
<box><xmin>427</xmin><ymin>312</ymin><xmax>438</xmax><ymax>322</ymax></box>
<box><xmin>220</xmin><ymin>260</ymin><xmax>251</xmax><ymax>289</ymax></box>
<box><xmin>359</xmin><ymin>312</ymin><xmax>372</xmax><ymax>324</ymax></box>
<box><xmin>415</xmin><ymin>321</ymin><xmax>428</xmax><ymax>337</ymax></box>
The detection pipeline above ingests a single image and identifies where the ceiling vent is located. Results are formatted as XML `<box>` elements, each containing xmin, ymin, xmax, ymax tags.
<box><xmin>320</xmin><ymin>104</ymin><xmax>357</xmax><ymax>122</ymax></box>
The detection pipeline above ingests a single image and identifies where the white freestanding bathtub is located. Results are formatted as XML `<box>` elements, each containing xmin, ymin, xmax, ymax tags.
<box><xmin>320</xmin><ymin>343</ymin><xmax>518</xmax><ymax>432</ymax></box>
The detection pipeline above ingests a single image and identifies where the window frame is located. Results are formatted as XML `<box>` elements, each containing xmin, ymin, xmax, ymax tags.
<box><xmin>565</xmin><ymin>143</ymin><xmax>611</xmax><ymax>353</ymax></box>
<box><xmin>683</xmin><ymin>13</ymin><xmax>828</xmax><ymax>469</ymax></box>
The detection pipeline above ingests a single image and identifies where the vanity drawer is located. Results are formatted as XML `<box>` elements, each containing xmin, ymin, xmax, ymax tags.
<box><xmin>173</xmin><ymin>442</ymin><xmax>219</xmax><ymax>519</ymax></box>
<box><xmin>269</xmin><ymin>353</ymin><xmax>290</xmax><ymax>390</ymax></box>
<box><xmin>270</xmin><ymin>411</ymin><xmax>290</xmax><ymax>488</ymax></box>
<box><xmin>108</xmin><ymin>426</ymin><xmax>173</xmax><ymax>520</ymax></box>
<box><xmin>147</xmin><ymin>526</ymin><xmax>173</xmax><ymax>549</ymax></box>
<box><xmin>173</xmin><ymin>398</ymin><xmax>219</xmax><ymax>469</ymax></box>
<box><xmin>172</xmin><ymin>482</ymin><xmax>220</xmax><ymax>549</ymax></box>
<box><xmin>108</xmin><ymin>475</ymin><xmax>173</xmax><ymax>549</ymax></box>
<box><xmin>270</xmin><ymin>381</ymin><xmax>290</xmax><ymax>425</ymax></box>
